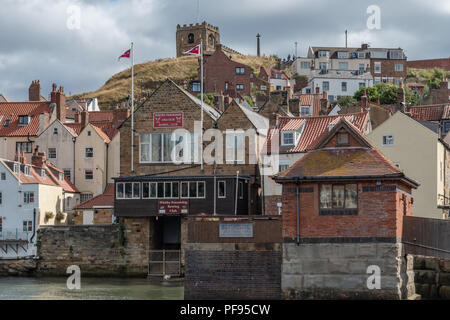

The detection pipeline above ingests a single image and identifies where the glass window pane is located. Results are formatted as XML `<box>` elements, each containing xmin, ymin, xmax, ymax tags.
<box><xmin>140</xmin><ymin>144</ymin><xmax>150</xmax><ymax>162</ymax></box>
<box><xmin>172</xmin><ymin>182</ymin><xmax>179</xmax><ymax>198</ymax></box>
<box><xmin>165</xmin><ymin>182</ymin><xmax>171</xmax><ymax>198</ymax></box>
<box><xmin>218</xmin><ymin>181</ymin><xmax>225</xmax><ymax>198</ymax></box>
<box><xmin>163</xmin><ymin>134</ymin><xmax>174</xmax><ymax>162</ymax></box>
<box><xmin>150</xmin><ymin>182</ymin><xmax>157</xmax><ymax>198</ymax></box>
<box><xmin>157</xmin><ymin>182</ymin><xmax>164</xmax><ymax>198</ymax></box>
<box><xmin>117</xmin><ymin>183</ymin><xmax>124</xmax><ymax>198</ymax></box>
<box><xmin>125</xmin><ymin>183</ymin><xmax>132</xmax><ymax>199</ymax></box>
<box><xmin>140</xmin><ymin>134</ymin><xmax>150</xmax><ymax>143</ymax></box>
<box><xmin>332</xmin><ymin>185</ymin><xmax>345</xmax><ymax>208</ymax></box>
<box><xmin>181</xmin><ymin>182</ymin><xmax>189</xmax><ymax>198</ymax></box>
<box><xmin>151</xmin><ymin>134</ymin><xmax>162</xmax><ymax>162</ymax></box>
<box><xmin>320</xmin><ymin>185</ymin><xmax>332</xmax><ymax>208</ymax></box>
<box><xmin>345</xmin><ymin>184</ymin><xmax>358</xmax><ymax>209</ymax></box>
<box><xmin>133</xmin><ymin>183</ymin><xmax>140</xmax><ymax>198</ymax></box>
<box><xmin>226</xmin><ymin>133</ymin><xmax>235</xmax><ymax>162</ymax></box>
<box><xmin>189</xmin><ymin>182</ymin><xmax>197</xmax><ymax>198</ymax></box>
<box><xmin>198</xmin><ymin>182</ymin><xmax>205</xmax><ymax>198</ymax></box>
<box><xmin>236</xmin><ymin>134</ymin><xmax>244</xmax><ymax>163</ymax></box>
<box><xmin>143</xmin><ymin>183</ymin><xmax>149</xmax><ymax>198</ymax></box>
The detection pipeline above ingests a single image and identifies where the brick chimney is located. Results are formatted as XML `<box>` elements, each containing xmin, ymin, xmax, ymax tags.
<box><xmin>14</xmin><ymin>151</ymin><xmax>27</xmax><ymax>164</ymax></box>
<box><xmin>361</xmin><ymin>89</ymin><xmax>368</xmax><ymax>108</ymax></box>
<box><xmin>81</xmin><ymin>109</ymin><xmax>89</xmax><ymax>129</ymax></box>
<box><xmin>320</xmin><ymin>91</ymin><xmax>329</xmax><ymax>114</ymax></box>
<box><xmin>31</xmin><ymin>146</ymin><xmax>47</xmax><ymax>168</ymax></box>
<box><xmin>315</xmin><ymin>86</ymin><xmax>320</xmax><ymax>94</ymax></box>
<box><xmin>217</xmin><ymin>92</ymin><xmax>225</xmax><ymax>112</ymax></box>
<box><xmin>397</xmin><ymin>81</ymin><xmax>406</xmax><ymax>112</ymax></box>
<box><xmin>361</xmin><ymin>43</ymin><xmax>369</xmax><ymax>50</ymax></box>
<box><xmin>74</xmin><ymin>112</ymin><xmax>81</xmax><ymax>123</ymax></box>
<box><xmin>29</xmin><ymin>80</ymin><xmax>41</xmax><ymax>101</ymax></box>
<box><xmin>50</xmin><ymin>84</ymin><xmax>66</xmax><ymax>122</ymax></box>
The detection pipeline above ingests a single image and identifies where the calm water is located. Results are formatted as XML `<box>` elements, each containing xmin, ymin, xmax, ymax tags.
<box><xmin>0</xmin><ymin>277</ymin><xmax>184</xmax><ymax>300</ymax></box>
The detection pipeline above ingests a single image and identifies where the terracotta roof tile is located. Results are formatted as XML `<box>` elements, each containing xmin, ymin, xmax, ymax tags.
<box><xmin>74</xmin><ymin>184</ymin><xmax>114</xmax><ymax>209</ymax></box>
<box><xmin>0</xmin><ymin>102</ymin><xmax>50</xmax><ymax>137</ymax></box>
<box><xmin>410</xmin><ymin>104</ymin><xmax>447</xmax><ymax>121</ymax></box>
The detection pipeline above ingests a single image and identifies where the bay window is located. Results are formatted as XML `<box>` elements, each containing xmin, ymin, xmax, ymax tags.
<box><xmin>140</xmin><ymin>133</ymin><xmax>198</xmax><ymax>163</ymax></box>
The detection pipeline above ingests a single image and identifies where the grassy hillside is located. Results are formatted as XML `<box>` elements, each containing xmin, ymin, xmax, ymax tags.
<box><xmin>71</xmin><ymin>54</ymin><xmax>277</xmax><ymax>106</ymax></box>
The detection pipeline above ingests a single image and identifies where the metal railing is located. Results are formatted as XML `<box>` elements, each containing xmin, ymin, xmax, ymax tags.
<box><xmin>148</xmin><ymin>250</ymin><xmax>181</xmax><ymax>277</ymax></box>
<box><xmin>0</xmin><ymin>229</ymin><xmax>29</xmax><ymax>241</ymax></box>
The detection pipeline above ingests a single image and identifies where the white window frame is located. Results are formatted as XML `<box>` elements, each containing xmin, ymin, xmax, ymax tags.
<box><xmin>116</xmin><ymin>182</ymin><xmax>140</xmax><ymax>200</ymax></box>
<box><xmin>395</xmin><ymin>64</ymin><xmax>404</xmax><ymax>72</ymax></box>
<box><xmin>341</xmin><ymin>82</ymin><xmax>347</xmax><ymax>92</ymax></box>
<box><xmin>382</xmin><ymin>135</ymin><xmax>394</xmax><ymax>146</ymax></box>
<box><xmin>281</xmin><ymin>131</ymin><xmax>295</xmax><ymax>146</ymax></box>
<box><xmin>180</xmin><ymin>181</ymin><xmax>205</xmax><ymax>199</ymax></box>
<box><xmin>85</xmin><ymin>147</ymin><xmax>94</xmax><ymax>158</ymax></box>
<box><xmin>23</xmin><ymin>191</ymin><xmax>34</xmax><ymax>204</ymax></box>
<box><xmin>374</xmin><ymin>62</ymin><xmax>381</xmax><ymax>74</ymax></box>
<box><xmin>337</xmin><ymin>52</ymin><xmax>349</xmax><ymax>59</ymax></box>
<box><xmin>48</xmin><ymin>148</ymin><xmax>57</xmax><ymax>159</ymax></box>
<box><xmin>24</xmin><ymin>165</ymin><xmax>31</xmax><ymax>176</ymax></box>
<box><xmin>218</xmin><ymin>181</ymin><xmax>226</xmax><ymax>199</ymax></box>
<box><xmin>13</xmin><ymin>163</ymin><xmax>19</xmax><ymax>174</ymax></box>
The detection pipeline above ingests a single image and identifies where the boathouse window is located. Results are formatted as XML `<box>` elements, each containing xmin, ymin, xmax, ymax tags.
<box><xmin>320</xmin><ymin>184</ymin><xmax>357</xmax><ymax>212</ymax></box>
<box><xmin>116</xmin><ymin>182</ymin><xmax>140</xmax><ymax>199</ymax></box>
<box><xmin>218</xmin><ymin>181</ymin><xmax>226</xmax><ymax>198</ymax></box>
<box><xmin>181</xmin><ymin>181</ymin><xmax>205</xmax><ymax>199</ymax></box>
<box><xmin>140</xmin><ymin>133</ymin><xmax>197</xmax><ymax>163</ymax></box>
<box><xmin>226</xmin><ymin>131</ymin><xmax>244</xmax><ymax>164</ymax></box>
<box><xmin>142</xmin><ymin>181</ymin><xmax>181</xmax><ymax>199</ymax></box>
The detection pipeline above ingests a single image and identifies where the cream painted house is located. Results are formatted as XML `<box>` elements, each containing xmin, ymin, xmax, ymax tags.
<box><xmin>75</xmin><ymin>123</ymin><xmax>119</xmax><ymax>203</ymax></box>
<box><xmin>367</xmin><ymin>111</ymin><xmax>449</xmax><ymax>219</ymax></box>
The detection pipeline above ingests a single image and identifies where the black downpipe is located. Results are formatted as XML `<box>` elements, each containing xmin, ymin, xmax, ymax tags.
<box><xmin>30</xmin><ymin>208</ymin><xmax>36</xmax><ymax>243</ymax></box>
<box><xmin>296</xmin><ymin>178</ymin><xmax>300</xmax><ymax>246</ymax></box>
<box><xmin>105</xmin><ymin>143</ymin><xmax>109</xmax><ymax>193</ymax></box>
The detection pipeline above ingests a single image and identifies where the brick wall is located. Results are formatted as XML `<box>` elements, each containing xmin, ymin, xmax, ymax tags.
<box><xmin>407</xmin><ymin>58</ymin><xmax>450</xmax><ymax>71</ymax></box>
<box><xmin>371</xmin><ymin>59</ymin><xmax>407</xmax><ymax>81</ymax></box>
<box><xmin>281</xmin><ymin>182</ymin><xmax>413</xmax><ymax>240</ymax></box>
<box><xmin>185</xmin><ymin>246</ymin><xmax>281</xmax><ymax>299</ymax></box>
<box><xmin>264</xmin><ymin>194</ymin><xmax>282</xmax><ymax>216</ymax></box>
<box><xmin>73</xmin><ymin>209</ymin><xmax>113</xmax><ymax>225</ymax></box>
<box><xmin>202</xmin><ymin>45</ymin><xmax>253</xmax><ymax>96</ymax></box>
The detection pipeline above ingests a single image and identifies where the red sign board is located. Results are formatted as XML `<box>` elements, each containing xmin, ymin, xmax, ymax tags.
<box><xmin>158</xmin><ymin>200</ymin><xmax>189</xmax><ymax>215</ymax></box>
<box><xmin>153</xmin><ymin>112</ymin><xmax>183</xmax><ymax>128</ymax></box>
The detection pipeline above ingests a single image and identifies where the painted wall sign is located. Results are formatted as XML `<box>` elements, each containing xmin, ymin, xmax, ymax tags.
<box><xmin>219</xmin><ymin>223</ymin><xmax>253</xmax><ymax>238</ymax></box>
<box><xmin>153</xmin><ymin>112</ymin><xmax>183</xmax><ymax>128</ymax></box>
<box><xmin>158</xmin><ymin>200</ymin><xmax>188</xmax><ymax>215</ymax></box>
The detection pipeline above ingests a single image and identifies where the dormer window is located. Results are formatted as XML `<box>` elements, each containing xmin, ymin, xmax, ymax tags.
<box><xmin>282</xmin><ymin>131</ymin><xmax>295</xmax><ymax>146</ymax></box>
<box><xmin>41</xmin><ymin>169</ymin><xmax>46</xmax><ymax>178</ymax></box>
<box><xmin>3</xmin><ymin>120</ymin><xmax>10</xmax><ymax>127</ymax></box>
<box><xmin>337</xmin><ymin>133</ymin><xmax>349</xmax><ymax>146</ymax></box>
<box><xmin>13</xmin><ymin>163</ymin><xmax>19</xmax><ymax>174</ymax></box>
<box><xmin>24</xmin><ymin>165</ymin><xmax>31</xmax><ymax>176</ymax></box>
<box><xmin>337</xmin><ymin>51</ymin><xmax>349</xmax><ymax>59</ymax></box>
<box><xmin>18</xmin><ymin>116</ymin><xmax>31</xmax><ymax>126</ymax></box>
<box><xmin>318</xmin><ymin>51</ymin><xmax>329</xmax><ymax>58</ymax></box>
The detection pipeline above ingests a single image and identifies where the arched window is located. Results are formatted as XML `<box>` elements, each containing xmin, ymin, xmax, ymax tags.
<box><xmin>188</xmin><ymin>33</ymin><xmax>195</xmax><ymax>44</ymax></box>
<box><xmin>208</xmin><ymin>34</ymin><xmax>215</xmax><ymax>47</ymax></box>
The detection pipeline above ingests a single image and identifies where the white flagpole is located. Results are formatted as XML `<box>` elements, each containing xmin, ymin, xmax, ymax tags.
<box><xmin>200</xmin><ymin>40</ymin><xmax>204</xmax><ymax>171</ymax></box>
<box><xmin>131</xmin><ymin>42</ymin><xmax>135</xmax><ymax>172</ymax></box>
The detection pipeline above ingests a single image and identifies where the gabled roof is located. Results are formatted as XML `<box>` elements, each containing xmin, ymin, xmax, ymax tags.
<box><xmin>0</xmin><ymin>102</ymin><xmax>50</xmax><ymax>137</ymax></box>
<box><xmin>235</xmin><ymin>101</ymin><xmax>269</xmax><ymax>131</ymax></box>
<box><xmin>261</xmin><ymin>67</ymin><xmax>289</xmax><ymax>80</ymax></box>
<box><xmin>273</xmin><ymin>119</ymin><xmax>418</xmax><ymax>187</ymax></box>
<box><xmin>45</xmin><ymin>162</ymin><xmax>79</xmax><ymax>193</ymax></box>
<box><xmin>74</xmin><ymin>184</ymin><xmax>114</xmax><ymax>209</ymax></box>
<box><xmin>264</xmin><ymin>112</ymin><xmax>368</xmax><ymax>154</ymax></box>
<box><xmin>0</xmin><ymin>94</ymin><xmax>10</xmax><ymax>102</ymax></box>
<box><xmin>38</xmin><ymin>119</ymin><xmax>78</xmax><ymax>138</ymax></box>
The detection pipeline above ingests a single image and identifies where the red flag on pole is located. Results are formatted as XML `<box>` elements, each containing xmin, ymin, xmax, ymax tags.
<box><xmin>184</xmin><ymin>44</ymin><xmax>200</xmax><ymax>55</ymax></box>
<box><xmin>118</xmin><ymin>49</ymin><xmax>131</xmax><ymax>60</ymax></box>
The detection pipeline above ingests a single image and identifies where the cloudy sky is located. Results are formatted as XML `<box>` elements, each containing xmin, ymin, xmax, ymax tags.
<box><xmin>0</xmin><ymin>0</ymin><xmax>449</xmax><ymax>101</ymax></box>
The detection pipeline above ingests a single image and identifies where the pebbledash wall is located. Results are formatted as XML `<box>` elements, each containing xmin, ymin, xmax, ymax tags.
<box><xmin>184</xmin><ymin>216</ymin><xmax>282</xmax><ymax>300</ymax></box>
<box><xmin>36</xmin><ymin>218</ymin><xmax>149</xmax><ymax>277</ymax></box>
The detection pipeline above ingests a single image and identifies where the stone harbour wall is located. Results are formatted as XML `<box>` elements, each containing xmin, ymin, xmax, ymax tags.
<box><xmin>36</xmin><ymin>220</ymin><xmax>149</xmax><ymax>277</ymax></box>
<box><xmin>406</xmin><ymin>255</ymin><xmax>450</xmax><ymax>299</ymax></box>
<box><xmin>282</xmin><ymin>242</ymin><xmax>407</xmax><ymax>299</ymax></box>
<box><xmin>0</xmin><ymin>259</ymin><xmax>37</xmax><ymax>276</ymax></box>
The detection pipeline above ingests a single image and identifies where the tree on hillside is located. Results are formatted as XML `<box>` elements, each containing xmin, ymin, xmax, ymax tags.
<box><xmin>354</xmin><ymin>83</ymin><xmax>418</xmax><ymax>105</ymax></box>
<box><xmin>354</xmin><ymin>86</ymin><xmax>380</xmax><ymax>103</ymax></box>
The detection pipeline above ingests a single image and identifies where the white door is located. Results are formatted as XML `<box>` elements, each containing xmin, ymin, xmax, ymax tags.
<box><xmin>83</xmin><ymin>210</ymin><xmax>94</xmax><ymax>225</ymax></box>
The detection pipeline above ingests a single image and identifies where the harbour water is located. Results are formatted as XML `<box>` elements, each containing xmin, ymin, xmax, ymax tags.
<box><xmin>0</xmin><ymin>277</ymin><xmax>184</xmax><ymax>300</ymax></box>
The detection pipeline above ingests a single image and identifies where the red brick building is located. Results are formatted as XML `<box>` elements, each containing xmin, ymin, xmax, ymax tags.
<box><xmin>274</xmin><ymin>118</ymin><xmax>418</xmax><ymax>240</ymax></box>
<box><xmin>198</xmin><ymin>44</ymin><xmax>254</xmax><ymax>96</ymax></box>
<box><xmin>272</xmin><ymin>119</ymin><xmax>419</xmax><ymax>299</ymax></box>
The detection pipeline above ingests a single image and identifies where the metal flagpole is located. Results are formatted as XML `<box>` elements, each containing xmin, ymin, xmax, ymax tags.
<box><xmin>200</xmin><ymin>40</ymin><xmax>204</xmax><ymax>171</ymax></box>
<box><xmin>131</xmin><ymin>42</ymin><xmax>135</xmax><ymax>172</ymax></box>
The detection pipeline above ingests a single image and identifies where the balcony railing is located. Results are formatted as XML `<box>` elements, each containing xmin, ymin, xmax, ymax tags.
<box><xmin>0</xmin><ymin>229</ymin><xmax>29</xmax><ymax>241</ymax></box>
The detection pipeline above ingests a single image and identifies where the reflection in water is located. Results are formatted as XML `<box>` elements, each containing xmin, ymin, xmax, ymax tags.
<box><xmin>0</xmin><ymin>277</ymin><xmax>184</xmax><ymax>300</ymax></box>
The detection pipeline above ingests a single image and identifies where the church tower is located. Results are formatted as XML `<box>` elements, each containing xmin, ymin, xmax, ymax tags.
<box><xmin>176</xmin><ymin>21</ymin><xmax>220</xmax><ymax>57</ymax></box>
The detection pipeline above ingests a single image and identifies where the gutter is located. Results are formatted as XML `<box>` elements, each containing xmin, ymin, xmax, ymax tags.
<box><xmin>29</xmin><ymin>208</ymin><xmax>36</xmax><ymax>244</ymax></box>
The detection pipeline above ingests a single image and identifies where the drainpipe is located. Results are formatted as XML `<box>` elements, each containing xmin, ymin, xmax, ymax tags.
<box><xmin>213</xmin><ymin>167</ymin><xmax>217</xmax><ymax>215</ymax></box>
<box><xmin>296</xmin><ymin>178</ymin><xmax>300</xmax><ymax>246</ymax></box>
<box><xmin>105</xmin><ymin>142</ymin><xmax>109</xmax><ymax>192</ymax></box>
<box><xmin>30</xmin><ymin>208</ymin><xmax>36</xmax><ymax>243</ymax></box>
<box><xmin>234</xmin><ymin>171</ymin><xmax>239</xmax><ymax>215</ymax></box>
<box><xmin>72</xmin><ymin>137</ymin><xmax>76</xmax><ymax>185</ymax></box>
